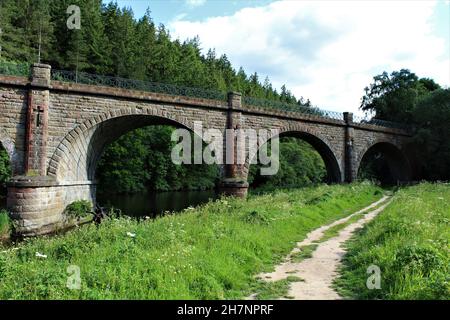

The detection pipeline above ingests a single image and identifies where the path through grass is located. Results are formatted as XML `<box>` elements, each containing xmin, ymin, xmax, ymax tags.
<box><xmin>0</xmin><ymin>183</ymin><xmax>382</xmax><ymax>299</ymax></box>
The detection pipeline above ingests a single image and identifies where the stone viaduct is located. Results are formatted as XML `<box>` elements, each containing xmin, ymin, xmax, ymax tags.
<box><xmin>0</xmin><ymin>64</ymin><xmax>418</xmax><ymax>236</ymax></box>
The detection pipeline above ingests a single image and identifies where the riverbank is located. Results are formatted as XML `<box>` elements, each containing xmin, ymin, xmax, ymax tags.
<box><xmin>0</xmin><ymin>183</ymin><xmax>382</xmax><ymax>299</ymax></box>
<box><xmin>334</xmin><ymin>183</ymin><xmax>450</xmax><ymax>300</ymax></box>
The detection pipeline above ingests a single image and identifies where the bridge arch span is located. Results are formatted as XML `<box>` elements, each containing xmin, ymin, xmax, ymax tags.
<box><xmin>243</xmin><ymin>123</ymin><xmax>343</xmax><ymax>184</ymax></box>
<box><xmin>48</xmin><ymin>106</ymin><xmax>212</xmax><ymax>182</ymax></box>
<box><xmin>356</xmin><ymin>139</ymin><xmax>412</xmax><ymax>183</ymax></box>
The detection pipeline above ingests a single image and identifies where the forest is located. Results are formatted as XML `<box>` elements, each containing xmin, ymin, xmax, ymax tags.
<box><xmin>0</xmin><ymin>0</ymin><xmax>449</xmax><ymax>195</ymax></box>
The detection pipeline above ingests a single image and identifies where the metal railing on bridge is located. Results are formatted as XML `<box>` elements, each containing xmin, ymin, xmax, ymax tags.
<box><xmin>51</xmin><ymin>69</ymin><xmax>228</xmax><ymax>102</ymax></box>
<box><xmin>352</xmin><ymin>115</ymin><xmax>411</xmax><ymax>130</ymax></box>
<box><xmin>242</xmin><ymin>96</ymin><xmax>344</xmax><ymax>121</ymax></box>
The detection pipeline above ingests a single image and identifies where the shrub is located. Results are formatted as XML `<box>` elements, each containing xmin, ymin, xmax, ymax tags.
<box><xmin>65</xmin><ymin>200</ymin><xmax>93</xmax><ymax>218</ymax></box>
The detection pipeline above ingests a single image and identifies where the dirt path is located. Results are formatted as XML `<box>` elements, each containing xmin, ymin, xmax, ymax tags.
<box><xmin>249</xmin><ymin>195</ymin><xmax>392</xmax><ymax>300</ymax></box>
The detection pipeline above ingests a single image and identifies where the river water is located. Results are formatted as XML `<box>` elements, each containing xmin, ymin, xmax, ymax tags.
<box><xmin>96</xmin><ymin>189</ymin><xmax>219</xmax><ymax>218</ymax></box>
<box><xmin>0</xmin><ymin>190</ymin><xmax>219</xmax><ymax>218</ymax></box>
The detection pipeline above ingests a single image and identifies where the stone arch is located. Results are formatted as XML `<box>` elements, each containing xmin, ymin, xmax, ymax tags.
<box><xmin>243</xmin><ymin>123</ymin><xmax>343</xmax><ymax>183</ymax></box>
<box><xmin>47</xmin><ymin>106</ymin><xmax>208</xmax><ymax>182</ymax></box>
<box><xmin>356</xmin><ymin>139</ymin><xmax>412</xmax><ymax>183</ymax></box>
<box><xmin>0</xmin><ymin>128</ymin><xmax>19</xmax><ymax>175</ymax></box>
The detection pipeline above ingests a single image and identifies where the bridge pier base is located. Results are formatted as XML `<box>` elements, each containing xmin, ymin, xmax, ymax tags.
<box><xmin>7</xmin><ymin>176</ymin><xmax>95</xmax><ymax>237</ymax></box>
<box><xmin>218</xmin><ymin>178</ymin><xmax>249</xmax><ymax>198</ymax></box>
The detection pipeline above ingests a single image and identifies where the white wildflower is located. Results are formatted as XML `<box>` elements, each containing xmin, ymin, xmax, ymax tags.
<box><xmin>35</xmin><ymin>252</ymin><xmax>47</xmax><ymax>258</ymax></box>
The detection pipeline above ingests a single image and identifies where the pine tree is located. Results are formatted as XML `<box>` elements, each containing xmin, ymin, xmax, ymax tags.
<box><xmin>28</xmin><ymin>0</ymin><xmax>54</xmax><ymax>64</ymax></box>
<box><xmin>0</xmin><ymin>0</ymin><xmax>31</xmax><ymax>62</ymax></box>
<box><xmin>133</xmin><ymin>9</ymin><xmax>156</xmax><ymax>80</ymax></box>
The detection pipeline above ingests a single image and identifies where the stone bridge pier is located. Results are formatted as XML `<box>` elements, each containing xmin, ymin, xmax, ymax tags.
<box><xmin>0</xmin><ymin>64</ymin><xmax>418</xmax><ymax>236</ymax></box>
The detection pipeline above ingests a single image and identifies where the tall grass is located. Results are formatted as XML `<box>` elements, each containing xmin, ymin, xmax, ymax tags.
<box><xmin>335</xmin><ymin>183</ymin><xmax>450</xmax><ymax>300</ymax></box>
<box><xmin>0</xmin><ymin>183</ymin><xmax>382</xmax><ymax>299</ymax></box>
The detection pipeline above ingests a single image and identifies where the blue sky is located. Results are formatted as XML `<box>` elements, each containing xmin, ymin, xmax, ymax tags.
<box><xmin>111</xmin><ymin>0</ymin><xmax>274</xmax><ymax>24</ymax></box>
<box><xmin>104</xmin><ymin>0</ymin><xmax>450</xmax><ymax>114</ymax></box>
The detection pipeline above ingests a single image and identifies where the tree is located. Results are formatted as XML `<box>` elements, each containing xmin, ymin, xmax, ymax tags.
<box><xmin>133</xmin><ymin>9</ymin><xmax>156</xmax><ymax>80</ymax></box>
<box><xmin>0</xmin><ymin>0</ymin><xmax>53</xmax><ymax>63</ymax></box>
<box><xmin>360</xmin><ymin>69</ymin><xmax>447</xmax><ymax>181</ymax></box>
<box><xmin>413</xmin><ymin>89</ymin><xmax>450</xmax><ymax>180</ymax></box>
<box><xmin>249</xmin><ymin>138</ymin><xmax>326</xmax><ymax>189</ymax></box>
<box><xmin>360</xmin><ymin>69</ymin><xmax>440</xmax><ymax>122</ymax></box>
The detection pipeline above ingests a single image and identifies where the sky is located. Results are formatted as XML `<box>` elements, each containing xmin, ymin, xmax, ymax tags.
<box><xmin>107</xmin><ymin>0</ymin><xmax>450</xmax><ymax>115</ymax></box>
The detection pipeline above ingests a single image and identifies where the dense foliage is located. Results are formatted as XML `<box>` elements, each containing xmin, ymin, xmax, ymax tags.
<box><xmin>360</xmin><ymin>69</ymin><xmax>440</xmax><ymax>122</ymax></box>
<box><xmin>360</xmin><ymin>70</ymin><xmax>448</xmax><ymax>180</ymax></box>
<box><xmin>64</xmin><ymin>200</ymin><xmax>93</xmax><ymax>218</ymax></box>
<box><xmin>0</xmin><ymin>209</ymin><xmax>10</xmax><ymax>238</ymax></box>
<box><xmin>413</xmin><ymin>89</ymin><xmax>450</xmax><ymax>180</ymax></box>
<box><xmin>249</xmin><ymin>137</ymin><xmax>326</xmax><ymax>190</ymax></box>
<box><xmin>96</xmin><ymin>128</ymin><xmax>326</xmax><ymax>193</ymax></box>
<box><xmin>0</xmin><ymin>148</ymin><xmax>11</xmax><ymax>197</ymax></box>
<box><xmin>96</xmin><ymin>126</ymin><xmax>220</xmax><ymax>193</ymax></box>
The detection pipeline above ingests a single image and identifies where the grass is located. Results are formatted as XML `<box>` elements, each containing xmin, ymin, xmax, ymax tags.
<box><xmin>0</xmin><ymin>182</ymin><xmax>382</xmax><ymax>299</ymax></box>
<box><xmin>251</xmin><ymin>276</ymin><xmax>304</xmax><ymax>300</ymax></box>
<box><xmin>334</xmin><ymin>183</ymin><xmax>450</xmax><ymax>300</ymax></box>
<box><xmin>318</xmin><ymin>212</ymin><xmax>367</xmax><ymax>243</ymax></box>
<box><xmin>290</xmin><ymin>244</ymin><xmax>318</xmax><ymax>262</ymax></box>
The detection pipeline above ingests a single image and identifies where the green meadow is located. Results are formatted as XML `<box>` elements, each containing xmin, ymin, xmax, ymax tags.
<box><xmin>0</xmin><ymin>183</ymin><xmax>381</xmax><ymax>299</ymax></box>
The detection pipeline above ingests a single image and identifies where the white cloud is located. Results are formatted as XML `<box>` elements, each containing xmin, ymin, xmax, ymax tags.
<box><xmin>169</xmin><ymin>0</ymin><xmax>449</xmax><ymax>115</ymax></box>
<box><xmin>186</xmin><ymin>0</ymin><xmax>206</xmax><ymax>7</ymax></box>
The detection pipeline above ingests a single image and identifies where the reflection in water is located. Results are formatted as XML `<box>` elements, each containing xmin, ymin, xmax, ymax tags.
<box><xmin>96</xmin><ymin>189</ymin><xmax>219</xmax><ymax>218</ymax></box>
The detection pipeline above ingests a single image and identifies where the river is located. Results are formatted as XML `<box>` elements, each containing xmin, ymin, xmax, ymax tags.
<box><xmin>96</xmin><ymin>189</ymin><xmax>219</xmax><ymax>218</ymax></box>
<box><xmin>0</xmin><ymin>190</ymin><xmax>219</xmax><ymax>218</ymax></box>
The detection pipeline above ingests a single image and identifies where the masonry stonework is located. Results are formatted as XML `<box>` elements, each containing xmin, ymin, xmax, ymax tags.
<box><xmin>0</xmin><ymin>64</ymin><xmax>416</xmax><ymax>236</ymax></box>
